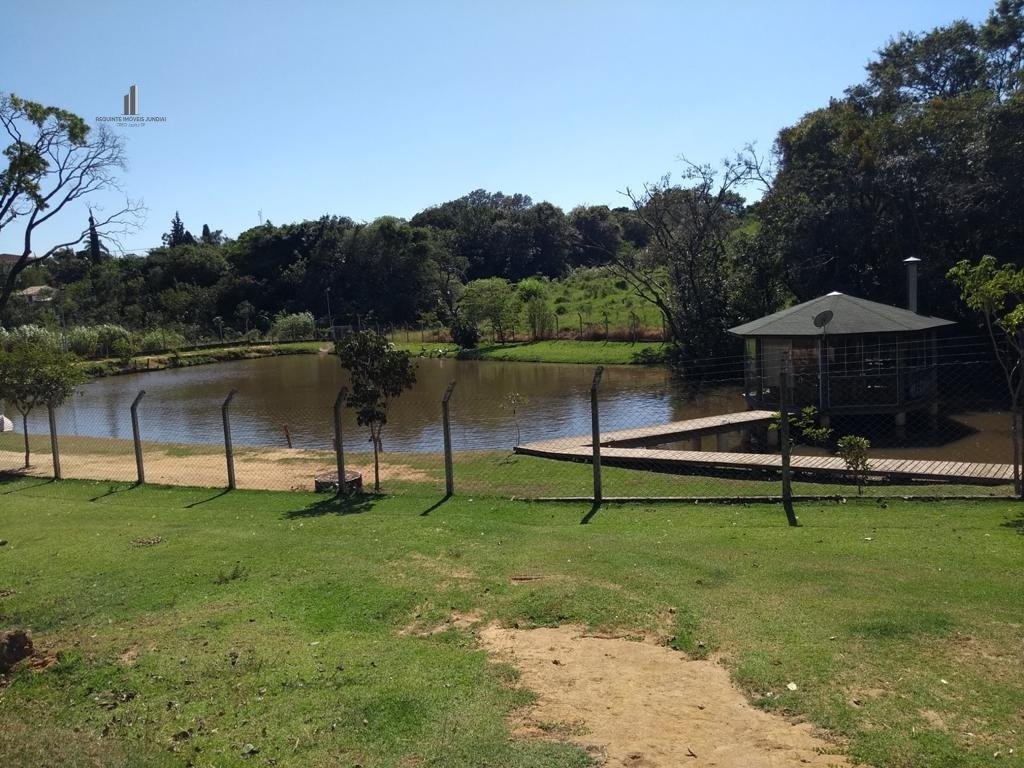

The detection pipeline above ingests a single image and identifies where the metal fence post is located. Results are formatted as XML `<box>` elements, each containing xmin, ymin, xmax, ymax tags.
<box><xmin>130</xmin><ymin>390</ymin><xmax>146</xmax><ymax>484</ymax></box>
<box><xmin>590</xmin><ymin>366</ymin><xmax>604</xmax><ymax>503</ymax></box>
<box><xmin>780</xmin><ymin>353</ymin><xmax>798</xmax><ymax>526</ymax></box>
<box><xmin>222</xmin><ymin>390</ymin><xmax>238</xmax><ymax>490</ymax></box>
<box><xmin>333</xmin><ymin>387</ymin><xmax>347</xmax><ymax>494</ymax></box>
<box><xmin>47</xmin><ymin>404</ymin><xmax>61</xmax><ymax>480</ymax></box>
<box><xmin>442</xmin><ymin>381</ymin><xmax>456</xmax><ymax>496</ymax></box>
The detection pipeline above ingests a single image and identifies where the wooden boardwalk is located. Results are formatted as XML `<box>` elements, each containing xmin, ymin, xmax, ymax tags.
<box><xmin>600</xmin><ymin>410</ymin><xmax>777</xmax><ymax>447</ymax></box>
<box><xmin>515</xmin><ymin>411</ymin><xmax>1014</xmax><ymax>485</ymax></box>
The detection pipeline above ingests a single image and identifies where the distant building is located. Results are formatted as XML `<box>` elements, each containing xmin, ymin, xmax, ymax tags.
<box><xmin>728</xmin><ymin>292</ymin><xmax>954</xmax><ymax>433</ymax></box>
<box><xmin>18</xmin><ymin>285</ymin><xmax>56</xmax><ymax>304</ymax></box>
<box><xmin>0</xmin><ymin>253</ymin><xmax>21</xmax><ymax>265</ymax></box>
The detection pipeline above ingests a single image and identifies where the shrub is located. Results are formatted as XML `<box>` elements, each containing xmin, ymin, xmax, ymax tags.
<box><xmin>138</xmin><ymin>329</ymin><xmax>186</xmax><ymax>354</ymax></box>
<box><xmin>837</xmin><ymin>435</ymin><xmax>872</xmax><ymax>494</ymax></box>
<box><xmin>269</xmin><ymin>311</ymin><xmax>315</xmax><ymax>341</ymax></box>
<box><xmin>449</xmin><ymin>319</ymin><xmax>480</xmax><ymax>348</ymax></box>
<box><xmin>0</xmin><ymin>325</ymin><xmax>60</xmax><ymax>352</ymax></box>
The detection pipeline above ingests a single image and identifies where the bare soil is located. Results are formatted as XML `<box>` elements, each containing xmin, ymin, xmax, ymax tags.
<box><xmin>480</xmin><ymin>624</ymin><xmax>852</xmax><ymax>768</ymax></box>
<box><xmin>0</xmin><ymin>447</ymin><xmax>430</xmax><ymax>491</ymax></box>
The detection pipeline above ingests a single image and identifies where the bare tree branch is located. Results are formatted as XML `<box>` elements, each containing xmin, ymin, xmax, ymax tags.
<box><xmin>0</xmin><ymin>92</ymin><xmax>144</xmax><ymax>315</ymax></box>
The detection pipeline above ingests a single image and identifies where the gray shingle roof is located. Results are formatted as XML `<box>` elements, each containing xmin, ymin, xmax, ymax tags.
<box><xmin>728</xmin><ymin>292</ymin><xmax>955</xmax><ymax>337</ymax></box>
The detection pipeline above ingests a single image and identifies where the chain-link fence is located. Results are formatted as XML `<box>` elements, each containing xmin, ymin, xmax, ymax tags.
<box><xmin>0</xmin><ymin>335</ymin><xmax>1016</xmax><ymax>499</ymax></box>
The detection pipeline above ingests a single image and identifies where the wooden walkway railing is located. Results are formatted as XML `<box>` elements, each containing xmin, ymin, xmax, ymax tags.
<box><xmin>515</xmin><ymin>411</ymin><xmax>1013</xmax><ymax>485</ymax></box>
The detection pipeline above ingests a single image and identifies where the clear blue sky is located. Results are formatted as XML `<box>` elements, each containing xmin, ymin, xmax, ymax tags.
<box><xmin>1</xmin><ymin>0</ymin><xmax>997</xmax><ymax>254</ymax></box>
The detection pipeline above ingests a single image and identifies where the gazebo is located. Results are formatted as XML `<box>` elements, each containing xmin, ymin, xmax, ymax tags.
<box><xmin>728</xmin><ymin>292</ymin><xmax>955</xmax><ymax>431</ymax></box>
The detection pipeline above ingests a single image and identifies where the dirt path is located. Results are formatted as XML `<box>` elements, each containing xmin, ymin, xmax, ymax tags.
<box><xmin>480</xmin><ymin>624</ymin><xmax>851</xmax><ymax>768</ymax></box>
<box><xmin>0</xmin><ymin>447</ymin><xmax>430</xmax><ymax>491</ymax></box>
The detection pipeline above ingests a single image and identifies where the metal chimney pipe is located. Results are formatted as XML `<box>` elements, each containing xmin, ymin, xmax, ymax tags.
<box><xmin>903</xmin><ymin>257</ymin><xmax>921</xmax><ymax>313</ymax></box>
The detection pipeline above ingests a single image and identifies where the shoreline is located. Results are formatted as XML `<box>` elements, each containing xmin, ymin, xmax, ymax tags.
<box><xmin>79</xmin><ymin>339</ymin><xmax>671</xmax><ymax>379</ymax></box>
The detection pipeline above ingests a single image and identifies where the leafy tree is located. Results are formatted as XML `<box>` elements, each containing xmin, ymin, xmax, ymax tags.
<box><xmin>948</xmin><ymin>255</ymin><xmax>1024</xmax><ymax>494</ymax></box>
<box><xmin>336</xmin><ymin>331</ymin><xmax>417</xmax><ymax>492</ymax></box>
<box><xmin>517</xmin><ymin>277</ymin><xmax>553</xmax><ymax>340</ymax></box>
<box><xmin>0</xmin><ymin>340</ymin><xmax>83</xmax><ymax>467</ymax></box>
<box><xmin>758</xmin><ymin>1</ymin><xmax>1024</xmax><ymax>317</ymax></box>
<box><xmin>0</xmin><ymin>93</ymin><xmax>142</xmax><ymax>315</ymax></box>
<box><xmin>615</xmin><ymin>148</ymin><xmax>770</xmax><ymax>372</ymax></box>
<box><xmin>458</xmin><ymin>278</ymin><xmax>518</xmax><ymax>342</ymax></box>
<box><xmin>269</xmin><ymin>311</ymin><xmax>315</xmax><ymax>341</ymax></box>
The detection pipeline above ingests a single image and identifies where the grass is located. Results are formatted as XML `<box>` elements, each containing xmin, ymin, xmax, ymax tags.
<box><xmin>1</xmin><ymin>432</ymin><xmax>1014</xmax><ymax>500</ymax></box>
<box><xmin>1</xmin><ymin>477</ymin><xmax>1022</xmax><ymax>767</ymax></box>
<box><xmin>390</xmin><ymin>340</ymin><xmax>668</xmax><ymax>366</ymax></box>
<box><xmin>80</xmin><ymin>341</ymin><xmax>324</xmax><ymax>378</ymax></box>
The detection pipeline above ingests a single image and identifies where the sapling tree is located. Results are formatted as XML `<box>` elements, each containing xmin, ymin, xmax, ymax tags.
<box><xmin>336</xmin><ymin>330</ymin><xmax>416</xmax><ymax>492</ymax></box>
<box><xmin>501</xmin><ymin>391</ymin><xmax>528</xmax><ymax>447</ymax></box>
<box><xmin>836</xmin><ymin>435</ymin><xmax>871</xmax><ymax>495</ymax></box>
<box><xmin>0</xmin><ymin>341</ymin><xmax>83</xmax><ymax>467</ymax></box>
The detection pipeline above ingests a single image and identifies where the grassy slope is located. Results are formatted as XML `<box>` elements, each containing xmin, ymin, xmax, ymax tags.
<box><xmin>1</xmin><ymin>478</ymin><xmax>1022</xmax><ymax>767</ymax></box>
<box><xmin>391</xmin><ymin>340</ymin><xmax>666</xmax><ymax>365</ymax></box>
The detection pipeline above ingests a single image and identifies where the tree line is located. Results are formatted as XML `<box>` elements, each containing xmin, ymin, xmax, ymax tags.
<box><xmin>2</xmin><ymin>0</ymin><xmax>1022</xmax><ymax>370</ymax></box>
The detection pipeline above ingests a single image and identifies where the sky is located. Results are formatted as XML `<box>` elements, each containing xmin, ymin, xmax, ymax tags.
<box><xmin>1</xmin><ymin>0</ymin><xmax>999</xmax><ymax>255</ymax></box>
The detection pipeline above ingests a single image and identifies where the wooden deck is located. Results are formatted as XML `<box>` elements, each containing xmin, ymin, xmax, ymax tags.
<box><xmin>599</xmin><ymin>410</ymin><xmax>776</xmax><ymax>447</ymax></box>
<box><xmin>515</xmin><ymin>411</ymin><xmax>1014</xmax><ymax>485</ymax></box>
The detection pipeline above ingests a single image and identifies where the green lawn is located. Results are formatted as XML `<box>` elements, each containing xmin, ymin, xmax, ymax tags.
<box><xmin>390</xmin><ymin>340</ymin><xmax>667</xmax><ymax>365</ymax></box>
<box><xmin>1</xmin><ymin>478</ymin><xmax>1022</xmax><ymax>767</ymax></box>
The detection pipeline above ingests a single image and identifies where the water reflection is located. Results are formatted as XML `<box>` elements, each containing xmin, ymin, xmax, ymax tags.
<box><xmin>17</xmin><ymin>354</ymin><xmax>1013</xmax><ymax>462</ymax></box>
<box><xmin>27</xmin><ymin>356</ymin><xmax>684</xmax><ymax>452</ymax></box>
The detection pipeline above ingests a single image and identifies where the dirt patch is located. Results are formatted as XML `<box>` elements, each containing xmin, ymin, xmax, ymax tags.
<box><xmin>118</xmin><ymin>646</ymin><xmax>141</xmax><ymax>666</ymax></box>
<box><xmin>407</xmin><ymin>553</ymin><xmax>477</xmax><ymax>581</ymax></box>
<box><xmin>0</xmin><ymin>447</ymin><xmax>430</xmax><ymax>491</ymax></box>
<box><xmin>0</xmin><ymin>629</ymin><xmax>33</xmax><ymax>673</ymax></box>
<box><xmin>480</xmin><ymin>624</ymin><xmax>851</xmax><ymax>767</ymax></box>
<box><xmin>401</xmin><ymin>609</ymin><xmax>484</xmax><ymax>637</ymax></box>
<box><xmin>919</xmin><ymin>709</ymin><xmax>948</xmax><ymax>731</ymax></box>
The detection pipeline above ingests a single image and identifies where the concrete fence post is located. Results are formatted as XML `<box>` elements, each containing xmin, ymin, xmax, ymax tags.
<box><xmin>222</xmin><ymin>389</ymin><xmax>238</xmax><ymax>490</ymax></box>
<box><xmin>333</xmin><ymin>387</ymin><xmax>348</xmax><ymax>494</ymax></box>
<box><xmin>47</xmin><ymin>404</ymin><xmax>61</xmax><ymax>480</ymax></box>
<box><xmin>590</xmin><ymin>366</ymin><xmax>604</xmax><ymax>503</ymax></box>
<box><xmin>442</xmin><ymin>380</ymin><xmax>456</xmax><ymax>496</ymax></box>
<box><xmin>130</xmin><ymin>390</ymin><xmax>146</xmax><ymax>484</ymax></box>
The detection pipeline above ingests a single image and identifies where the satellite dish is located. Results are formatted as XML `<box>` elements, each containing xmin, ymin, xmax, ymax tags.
<box><xmin>812</xmin><ymin>310</ymin><xmax>834</xmax><ymax>329</ymax></box>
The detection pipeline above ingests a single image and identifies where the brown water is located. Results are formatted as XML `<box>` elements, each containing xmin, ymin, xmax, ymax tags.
<box><xmin>21</xmin><ymin>355</ymin><xmax>1013</xmax><ymax>462</ymax></box>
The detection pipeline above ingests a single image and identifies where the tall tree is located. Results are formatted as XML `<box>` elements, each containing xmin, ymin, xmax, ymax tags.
<box><xmin>612</xmin><ymin>148</ymin><xmax>770</xmax><ymax>371</ymax></box>
<box><xmin>0</xmin><ymin>93</ymin><xmax>142</xmax><ymax>315</ymax></box>
<box><xmin>758</xmin><ymin>1</ymin><xmax>1024</xmax><ymax>317</ymax></box>
<box><xmin>162</xmin><ymin>211</ymin><xmax>196</xmax><ymax>247</ymax></box>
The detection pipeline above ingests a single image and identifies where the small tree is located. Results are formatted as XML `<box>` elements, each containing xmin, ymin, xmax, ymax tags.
<box><xmin>336</xmin><ymin>330</ymin><xmax>417</xmax><ymax>492</ymax></box>
<box><xmin>501</xmin><ymin>392</ymin><xmax>528</xmax><ymax>447</ymax></box>
<box><xmin>836</xmin><ymin>435</ymin><xmax>871</xmax><ymax>495</ymax></box>
<box><xmin>0</xmin><ymin>341</ymin><xmax>83</xmax><ymax>468</ymax></box>
<box><xmin>948</xmin><ymin>256</ymin><xmax>1024</xmax><ymax>495</ymax></box>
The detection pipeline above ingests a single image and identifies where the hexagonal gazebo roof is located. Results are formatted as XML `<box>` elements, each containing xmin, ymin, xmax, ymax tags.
<box><xmin>728</xmin><ymin>292</ymin><xmax>955</xmax><ymax>337</ymax></box>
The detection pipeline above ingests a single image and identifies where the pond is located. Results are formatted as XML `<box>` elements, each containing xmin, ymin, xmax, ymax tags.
<box><xmin>25</xmin><ymin>355</ymin><xmax>745</xmax><ymax>453</ymax></box>
<box><xmin>15</xmin><ymin>353</ymin><xmax>1013</xmax><ymax>463</ymax></box>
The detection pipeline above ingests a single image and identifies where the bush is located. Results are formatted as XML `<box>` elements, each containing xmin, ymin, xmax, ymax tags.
<box><xmin>0</xmin><ymin>325</ymin><xmax>61</xmax><ymax>352</ymax></box>
<box><xmin>65</xmin><ymin>326</ymin><xmax>101</xmax><ymax>357</ymax></box>
<box><xmin>449</xmin><ymin>319</ymin><xmax>480</xmax><ymax>348</ymax></box>
<box><xmin>138</xmin><ymin>329</ymin><xmax>186</xmax><ymax>354</ymax></box>
<box><xmin>269</xmin><ymin>312</ymin><xmax>315</xmax><ymax>341</ymax></box>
